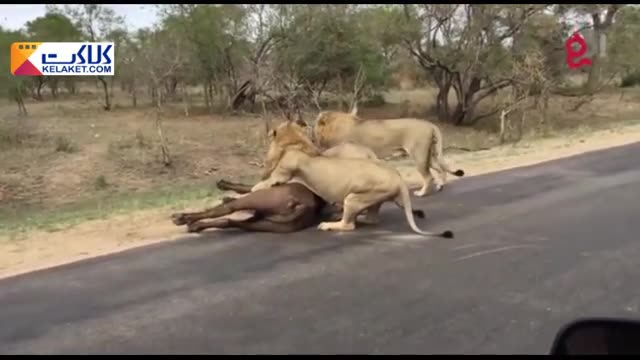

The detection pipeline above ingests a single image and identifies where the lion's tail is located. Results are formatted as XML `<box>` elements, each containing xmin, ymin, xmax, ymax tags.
<box><xmin>395</xmin><ymin>183</ymin><xmax>454</xmax><ymax>239</ymax></box>
<box><xmin>432</xmin><ymin>126</ymin><xmax>465</xmax><ymax>177</ymax></box>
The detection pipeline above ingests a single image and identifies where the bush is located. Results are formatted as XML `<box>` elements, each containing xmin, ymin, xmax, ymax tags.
<box><xmin>54</xmin><ymin>136</ymin><xmax>78</xmax><ymax>153</ymax></box>
<box><xmin>94</xmin><ymin>175</ymin><xmax>109</xmax><ymax>190</ymax></box>
<box><xmin>363</xmin><ymin>93</ymin><xmax>386</xmax><ymax>107</ymax></box>
<box><xmin>620</xmin><ymin>71</ymin><xmax>640</xmax><ymax>88</ymax></box>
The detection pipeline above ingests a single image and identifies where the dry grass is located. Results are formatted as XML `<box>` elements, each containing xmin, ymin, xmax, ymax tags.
<box><xmin>0</xmin><ymin>81</ymin><xmax>640</xmax><ymax>278</ymax></box>
<box><xmin>1</xmin><ymin>84</ymin><xmax>640</xmax><ymax>236</ymax></box>
<box><xmin>2</xmin><ymin>120</ymin><xmax>640</xmax><ymax>280</ymax></box>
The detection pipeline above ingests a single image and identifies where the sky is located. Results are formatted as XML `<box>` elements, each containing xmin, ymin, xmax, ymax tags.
<box><xmin>0</xmin><ymin>4</ymin><xmax>160</xmax><ymax>31</ymax></box>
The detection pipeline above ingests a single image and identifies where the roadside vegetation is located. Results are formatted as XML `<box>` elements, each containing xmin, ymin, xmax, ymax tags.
<box><xmin>1</xmin><ymin>4</ymin><xmax>640</xmax><ymax>237</ymax></box>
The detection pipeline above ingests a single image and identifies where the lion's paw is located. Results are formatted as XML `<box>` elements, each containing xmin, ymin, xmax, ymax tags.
<box><xmin>317</xmin><ymin>222</ymin><xmax>336</xmax><ymax>231</ymax></box>
<box><xmin>317</xmin><ymin>221</ymin><xmax>355</xmax><ymax>232</ymax></box>
<box><xmin>413</xmin><ymin>189</ymin><xmax>428</xmax><ymax>197</ymax></box>
<box><xmin>359</xmin><ymin>215</ymin><xmax>380</xmax><ymax>225</ymax></box>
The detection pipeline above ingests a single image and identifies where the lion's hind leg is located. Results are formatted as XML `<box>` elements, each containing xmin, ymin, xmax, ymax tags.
<box><xmin>428</xmin><ymin>157</ymin><xmax>446</xmax><ymax>193</ymax></box>
<box><xmin>358</xmin><ymin>203</ymin><xmax>382</xmax><ymax>225</ymax></box>
<box><xmin>407</xmin><ymin>146</ymin><xmax>435</xmax><ymax>197</ymax></box>
<box><xmin>318</xmin><ymin>191</ymin><xmax>390</xmax><ymax>232</ymax></box>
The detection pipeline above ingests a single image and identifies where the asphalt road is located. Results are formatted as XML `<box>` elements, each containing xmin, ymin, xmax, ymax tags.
<box><xmin>1</xmin><ymin>142</ymin><xmax>640</xmax><ymax>355</ymax></box>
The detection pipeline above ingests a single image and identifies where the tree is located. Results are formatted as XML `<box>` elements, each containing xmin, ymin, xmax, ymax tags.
<box><xmin>158</xmin><ymin>5</ymin><xmax>251</xmax><ymax>112</ymax></box>
<box><xmin>47</xmin><ymin>4</ymin><xmax>125</xmax><ymax>111</ymax></box>
<box><xmin>357</xmin><ymin>5</ymin><xmax>406</xmax><ymax>83</ymax></box>
<box><xmin>24</xmin><ymin>12</ymin><xmax>83</xmax><ymax>100</ymax></box>
<box><xmin>400</xmin><ymin>4</ymin><xmax>549</xmax><ymax>125</ymax></box>
<box><xmin>557</xmin><ymin>5</ymin><xmax>624</xmax><ymax>91</ymax></box>
<box><xmin>137</xmin><ymin>27</ymin><xmax>187</xmax><ymax>167</ymax></box>
<box><xmin>608</xmin><ymin>6</ymin><xmax>640</xmax><ymax>86</ymax></box>
<box><xmin>270</xmin><ymin>5</ymin><xmax>388</xmax><ymax>111</ymax></box>
<box><xmin>0</xmin><ymin>27</ymin><xmax>29</xmax><ymax>116</ymax></box>
<box><xmin>229</xmin><ymin>5</ymin><xmax>281</xmax><ymax>111</ymax></box>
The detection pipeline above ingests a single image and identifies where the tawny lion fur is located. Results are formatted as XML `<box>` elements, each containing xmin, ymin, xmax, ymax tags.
<box><xmin>311</xmin><ymin>107</ymin><xmax>465</xmax><ymax>197</ymax></box>
<box><xmin>253</xmin><ymin>122</ymin><xmax>453</xmax><ymax>238</ymax></box>
<box><xmin>254</xmin><ymin>121</ymin><xmax>380</xmax><ymax>191</ymax></box>
<box><xmin>251</xmin><ymin>121</ymin><xmax>384</xmax><ymax>219</ymax></box>
<box><xmin>257</xmin><ymin>148</ymin><xmax>453</xmax><ymax>238</ymax></box>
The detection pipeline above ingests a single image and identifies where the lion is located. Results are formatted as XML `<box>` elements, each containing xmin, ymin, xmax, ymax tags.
<box><xmin>171</xmin><ymin>121</ymin><xmax>401</xmax><ymax>235</ymax></box>
<box><xmin>253</xmin><ymin>120</ymin><xmax>380</xmax><ymax>191</ymax></box>
<box><xmin>255</xmin><ymin>146</ymin><xmax>453</xmax><ymax>238</ymax></box>
<box><xmin>321</xmin><ymin>141</ymin><xmax>380</xmax><ymax>162</ymax></box>
<box><xmin>251</xmin><ymin>121</ymin><xmax>427</xmax><ymax>224</ymax></box>
<box><xmin>310</xmin><ymin>106</ymin><xmax>465</xmax><ymax>197</ymax></box>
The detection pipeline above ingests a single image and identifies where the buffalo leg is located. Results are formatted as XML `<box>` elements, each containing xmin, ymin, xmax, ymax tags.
<box><xmin>188</xmin><ymin>218</ymin><xmax>302</xmax><ymax>233</ymax></box>
<box><xmin>171</xmin><ymin>202</ymin><xmax>237</xmax><ymax>226</ymax></box>
<box><xmin>172</xmin><ymin>189</ymin><xmax>272</xmax><ymax>226</ymax></box>
<box><xmin>216</xmin><ymin>179</ymin><xmax>253</xmax><ymax>194</ymax></box>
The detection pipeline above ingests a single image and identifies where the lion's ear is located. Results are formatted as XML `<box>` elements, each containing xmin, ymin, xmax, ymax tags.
<box><xmin>268</xmin><ymin>129</ymin><xmax>277</xmax><ymax>139</ymax></box>
<box><xmin>295</xmin><ymin>118</ymin><xmax>308</xmax><ymax>128</ymax></box>
<box><xmin>315</xmin><ymin>113</ymin><xmax>326</xmax><ymax>126</ymax></box>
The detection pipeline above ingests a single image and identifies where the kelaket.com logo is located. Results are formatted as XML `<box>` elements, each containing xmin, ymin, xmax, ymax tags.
<box><xmin>11</xmin><ymin>42</ymin><xmax>114</xmax><ymax>76</ymax></box>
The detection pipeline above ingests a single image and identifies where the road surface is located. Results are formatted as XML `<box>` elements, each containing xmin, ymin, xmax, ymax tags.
<box><xmin>1</xmin><ymin>142</ymin><xmax>640</xmax><ymax>354</ymax></box>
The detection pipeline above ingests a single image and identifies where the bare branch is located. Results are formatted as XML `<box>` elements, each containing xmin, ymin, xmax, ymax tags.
<box><xmin>349</xmin><ymin>64</ymin><xmax>366</xmax><ymax>114</ymax></box>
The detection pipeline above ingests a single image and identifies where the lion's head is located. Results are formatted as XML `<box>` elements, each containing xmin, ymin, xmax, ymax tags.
<box><xmin>261</xmin><ymin>120</ymin><xmax>321</xmax><ymax>180</ymax></box>
<box><xmin>311</xmin><ymin>106</ymin><xmax>363</xmax><ymax>149</ymax></box>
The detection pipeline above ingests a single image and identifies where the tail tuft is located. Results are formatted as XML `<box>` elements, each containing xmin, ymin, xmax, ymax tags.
<box><xmin>454</xmin><ymin>169</ymin><xmax>465</xmax><ymax>177</ymax></box>
<box><xmin>441</xmin><ymin>230</ymin><xmax>454</xmax><ymax>239</ymax></box>
<box><xmin>412</xmin><ymin>209</ymin><xmax>425</xmax><ymax>219</ymax></box>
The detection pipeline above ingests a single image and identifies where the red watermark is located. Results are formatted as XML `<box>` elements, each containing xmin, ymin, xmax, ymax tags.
<box><xmin>565</xmin><ymin>32</ymin><xmax>592</xmax><ymax>70</ymax></box>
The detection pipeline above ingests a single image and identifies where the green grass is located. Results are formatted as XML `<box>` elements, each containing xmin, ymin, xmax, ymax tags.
<box><xmin>0</xmin><ymin>179</ymin><xmax>258</xmax><ymax>238</ymax></box>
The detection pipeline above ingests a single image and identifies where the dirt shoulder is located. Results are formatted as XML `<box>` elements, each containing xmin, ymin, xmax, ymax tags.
<box><xmin>1</xmin><ymin>122</ymin><xmax>639</xmax><ymax>280</ymax></box>
<box><xmin>398</xmin><ymin>122</ymin><xmax>640</xmax><ymax>186</ymax></box>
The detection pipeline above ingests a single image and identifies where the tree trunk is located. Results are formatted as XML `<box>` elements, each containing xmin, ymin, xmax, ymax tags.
<box><xmin>10</xmin><ymin>85</ymin><xmax>28</xmax><ymax>116</ymax></box>
<box><xmin>18</xmin><ymin>96</ymin><xmax>28</xmax><ymax>116</ymax></box>
<box><xmin>151</xmin><ymin>86</ymin><xmax>158</xmax><ymax>106</ymax></box>
<box><xmin>132</xmin><ymin>82</ymin><xmax>137</xmax><ymax>108</ymax></box>
<box><xmin>50</xmin><ymin>78</ymin><xmax>59</xmax><ymax>99</ymax></box>
<box><xmin>499</xmin><ymin>110</ymin><xmax>506</xmax><ymax>144</ymax></box>
<box><xmin>586</xmin><ymin>29</ymin><xmax>605</xmax><ymax>92</ymax></box>
<box><xmin>431</xmin><ymin>68</ymin><xmax>453</xmax><ymax>121</ymax></box>
<box><xmin>35</xmin><ymin>77</ymin><xmax>45</xmax><ymax>101</ymax></box>
<box><xmin>203</xmin><ymin>82</ymin><xmax>211</xmax><ymax>111</ymax></box>
<box><xmin>451</xmin><ymin>77</ymin><xmax>481</xmax><ymax>126</ymax></box>
<box><xmin>586</xmin><ymin>6</ymin><xmax>620</xmax><ymax>92</ymax></box>
<box><xmin>166</xmin><ymin>76</ymin><xmax>178</xmax><ymax>99</ymax></box>
<box><xmin>110</xmin><ymin>76</ymin><xmax>115</xmax><ymax>101</ymax></box>
<box><xmin>436</xmin><ymin>82</ymin><xmax>451</xmax><ymax>121</ymax></box>
<box><xmin>517</xmin><ymin>111</ymin><xmax>526</xmax><ymax>142</ymax></box>
<box><xmin>155</xmin><ymin>107</ymin><xmax>172</xmax><ymax>167</ymax></box>
<box><xmin>452</xmin><ymin>101</ymin><xmax>475</xmax><ymax>126</ymax></box>
<box><xmin>66</xmin><ymin>78</ymin><xmax>76</xmax><ymax>95</ymax></box>
<box><xmin>337</xmin><ymin>73</ymin><xmax>345</xmax><ymax>111</ymax></box>
<box><xmin>98</xmin><ymin>76</ymin><xmax>111</xmax><ymax>111</ymax></box>
<box><xmin>181</xmin><ymin>82</ymin><xmax>190</xmax><ymax>117</ymax></box>
<box><xmin>207</xmin><ymin>80</ymin><xmax>215</xmax><ymax>114</ymax></box>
